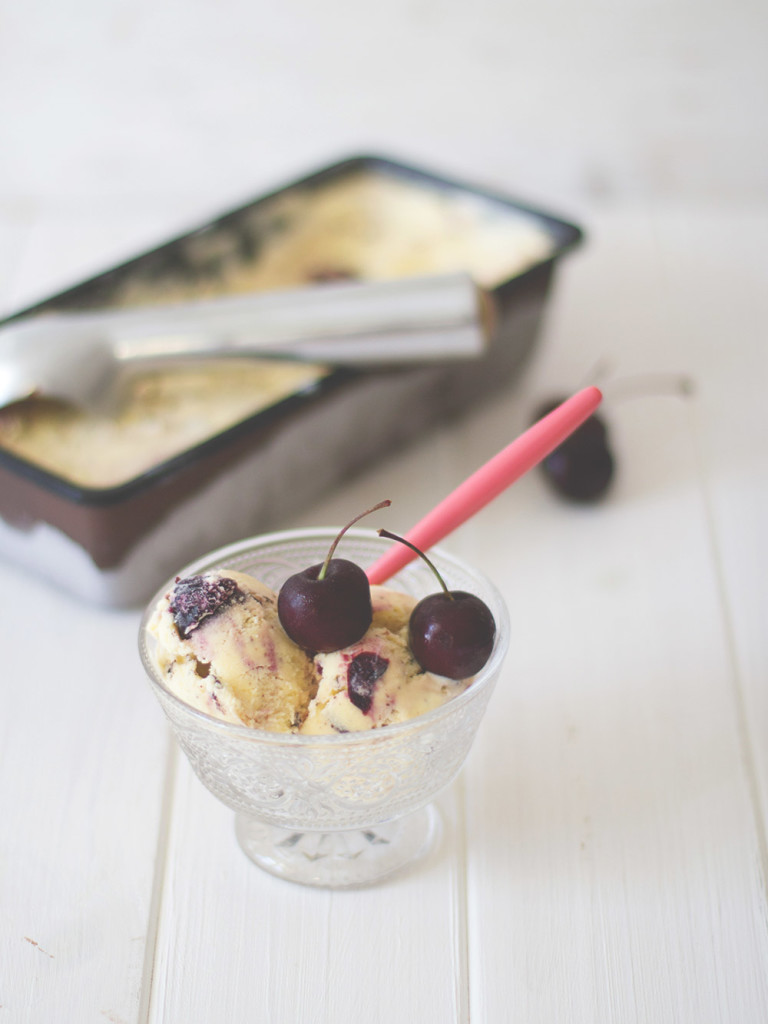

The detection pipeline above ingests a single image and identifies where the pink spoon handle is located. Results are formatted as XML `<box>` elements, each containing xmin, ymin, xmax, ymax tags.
<box><xmin>366</xmin><ymin>385</ymin><xmax>603</xmax><ymax>584</ymax></box>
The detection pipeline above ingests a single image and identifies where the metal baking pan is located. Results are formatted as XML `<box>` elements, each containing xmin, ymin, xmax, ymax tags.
<box><xmin>0</xmin><ymin>153</ymin><xmax>584</xmax><ymax>606</ymax></box>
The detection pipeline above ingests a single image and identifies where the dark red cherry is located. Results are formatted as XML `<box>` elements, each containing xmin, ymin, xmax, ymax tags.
<box><xmin>278</xmin><ymin>557</ymin><xmax>372</xmax><ymax>653</ymax></box>
<box><xmin>169</xmin><ymin>573</ymin><xmax>243</xmax><ymax>638</ymax></box>
<box><xmin>535</xmin><ymin>399</ymin><xmax>614</xmax><ymax>502</ymax></box>
<box><xmin>535</xmin><ymin>377</ymin><xmax>694</xmax><ymax>503</ymax></box>
<box><xmin>347</xmin><ymin>652</ymin><xmax>389</xmax><ymax>713</ymax></box>
<box><xmin>409</xmin><ymin>591</ymin><xmax>496</xmax><ymax>679</ymax></box>
<box><xmin>378</xmin><ymin>529</ymin><xmax>496</xmax><ymax>679</ymax></box>
<box><xmin>277</xmin><ymin>501</ymin><xmax>390</xmax><ymax>653</ymax></box>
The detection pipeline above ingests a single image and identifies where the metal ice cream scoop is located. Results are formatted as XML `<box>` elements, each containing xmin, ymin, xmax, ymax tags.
<box><xmin>0</xmin><ymin>272</ymin><xmax>493</xmax><ymax>411</ymax></box>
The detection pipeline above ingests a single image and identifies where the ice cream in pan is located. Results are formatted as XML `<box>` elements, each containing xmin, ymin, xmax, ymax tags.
<box><xmin>148</xmin><ymin>388</ymin><xmax>602</xmax><ymax>734</ymax></box>
<box><xmin>0</xmin><ymin>164</ymin><xmax>555</xmax><ymax>481</ymax></box>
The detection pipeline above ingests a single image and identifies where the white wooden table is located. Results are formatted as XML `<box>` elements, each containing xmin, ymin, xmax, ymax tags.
<box><xmin>2</xmin><ymin>0</ymin><xmax>767</xmax><ymax>1016</ymax></box>
<box><xmin>1</xmin><ymin>198</ymin><xmax>766</xmax><ymax>1023</ymax></box>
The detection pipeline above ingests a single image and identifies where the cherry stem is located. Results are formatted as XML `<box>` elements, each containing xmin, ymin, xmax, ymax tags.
<box><xmin>604</xmin><ymin>372</ymin><xmax>695</xmax><ymax>402</ymax></box>
<box><xmin>318</xmin><ymin>500</ymin><xmax>392</xmax><ymax>580</ymax></box>
<box><xmin>377</xmin><ymin>529</ymin><xmax>452</xmax><ymax>598</ymax></box>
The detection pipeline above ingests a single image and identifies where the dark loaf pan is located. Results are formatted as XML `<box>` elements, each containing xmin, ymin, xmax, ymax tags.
<box><xmin>0</xmin><ymin>153</ymin><xmax>584</xmax><ymax>606</ymax></box>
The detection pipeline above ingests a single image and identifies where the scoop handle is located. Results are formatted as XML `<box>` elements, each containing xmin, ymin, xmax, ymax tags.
<box><xmin>366</xmin><ymin>386</ymin><xmax>603</xmax><ymax>584</ymax></box>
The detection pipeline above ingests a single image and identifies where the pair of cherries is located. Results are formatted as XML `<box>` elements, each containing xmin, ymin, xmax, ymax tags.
<box><xmin>277</xmin><ymin>503</ymin><xmax>496</xmax><ymax>680</ymax></box>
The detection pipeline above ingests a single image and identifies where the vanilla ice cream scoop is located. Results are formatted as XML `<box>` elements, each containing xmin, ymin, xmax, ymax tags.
<box><xmin>149</xmin><ymin>569</ymin><xmax>316</xmax><ymax>731</ymax></box>
<box><xmin>300</xmin><ymin>586</ymin><xmax>469</xmax><ymax>734</ymax></box>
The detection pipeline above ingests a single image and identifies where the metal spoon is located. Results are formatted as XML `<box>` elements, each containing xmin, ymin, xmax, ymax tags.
<box><xmin>0</xmin><ymin>273</ymin><xmax>492</xmax><ymax>411</ymax></box>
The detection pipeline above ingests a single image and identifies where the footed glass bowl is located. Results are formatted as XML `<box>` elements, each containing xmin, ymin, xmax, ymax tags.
<box><xmin>139</xmin><ymin>528</ymin><xmax>509</xmax><ymax>888</ymax></box>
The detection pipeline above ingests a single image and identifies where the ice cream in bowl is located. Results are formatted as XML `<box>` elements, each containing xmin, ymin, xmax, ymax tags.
<box><xmin>139</xmin><ymin>524</ymin><xmax>509</xmax><ymax>887</ymax></box>
<box><xmin>138</xmin><ymin>388</ymin><xmax>602</xmax><ymax>887</ymax></box>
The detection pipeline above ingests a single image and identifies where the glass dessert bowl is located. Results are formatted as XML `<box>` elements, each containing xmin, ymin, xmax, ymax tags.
<box><xmin>139</xmin><ymin>528</ymin><xmax>509</xmax><ymax>888</ymax></box>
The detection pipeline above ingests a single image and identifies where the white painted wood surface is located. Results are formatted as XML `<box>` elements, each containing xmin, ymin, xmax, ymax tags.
<box><xmin>2</xmin><ymin>1</ymin><xmax>767</xmax><ymax>1020</ymax></box>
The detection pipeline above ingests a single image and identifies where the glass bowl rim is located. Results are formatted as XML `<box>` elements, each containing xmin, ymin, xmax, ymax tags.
<box><xmin>138</xmin><ymin>526</ymin><xmax>510</xmax><ymax>747</ymax></box>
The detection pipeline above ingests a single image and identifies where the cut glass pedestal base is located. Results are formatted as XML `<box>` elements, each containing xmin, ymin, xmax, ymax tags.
<box><xmin>235</xmin><ymin>804</ymin><xmax>440</xmax><ymax>888</ymax></box>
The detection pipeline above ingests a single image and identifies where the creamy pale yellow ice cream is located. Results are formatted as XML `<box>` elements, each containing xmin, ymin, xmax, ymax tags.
<box><xmin>149</xmin><ymin>569</ymin><xmax>316</xmax><ymax>731</ymax></box>
<box><xmin>0</xmin><ymin>170</ymin><xmax>553</xmax><ymax>489</ymax></box>
<box><xmin>301</xmin><ymin>585</ymin><xmax>467</xmax><ymax>734</ymax></box>
<box><xmin>115</xmin><ymin>170</ymin><xmax>555</xmax><ymax>308</ymax></box>
<box><xmin>148</xmin><ymin>571</ymin><xmax>468</xmax><ymax>734</ymax></box>
<box><xmin>0</xmin><ymin>359</ymin><xmax>326</xmax><ymax>488</ymax></box>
